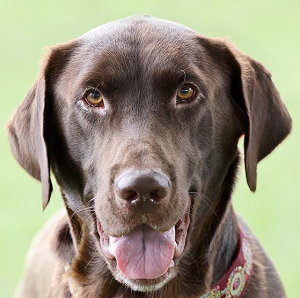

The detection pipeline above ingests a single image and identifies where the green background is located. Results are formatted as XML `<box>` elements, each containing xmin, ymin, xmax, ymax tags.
<box><xmin>0</xmin><ymin>0</ymin><xmax>299</xmax><ymax>297</ymax></box>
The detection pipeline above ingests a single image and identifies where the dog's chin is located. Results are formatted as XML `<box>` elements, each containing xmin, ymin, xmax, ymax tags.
<box><xmin>112</xmin><ymin>262</ymin><xmax>178</xmax><ymax>292</ymax></box>
<box><xmin>96</xmin><ymin>207</ymin><xmax>190</xmax><ymax>292</ymax></box>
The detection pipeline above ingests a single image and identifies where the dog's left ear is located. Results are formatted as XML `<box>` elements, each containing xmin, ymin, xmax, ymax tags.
<box><xmin>224</xmin><ymin>40</ymin><xmax>292</xmax><ymax>191</ymax></box>
<box><xmin>7</xmin><ymin>41</ymin><xmax>77</xmax><ymax>209</ymax></box>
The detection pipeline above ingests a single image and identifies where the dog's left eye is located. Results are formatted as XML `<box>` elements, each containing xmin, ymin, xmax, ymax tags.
<box><xmin>84</xmin><ymin>90</ymin><xmax>104</xmax><ymax>107</ymax></box>
<box><xmin>176</xmin><ymin>85</ymin><xmax>196</xmax><ymax>103</ymax></box>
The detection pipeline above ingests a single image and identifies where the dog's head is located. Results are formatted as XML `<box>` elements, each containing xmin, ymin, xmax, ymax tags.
<box><xmin>8</xmin><ymin>16</ymin><xmax>291</xmax><ymax>294</ymax></box>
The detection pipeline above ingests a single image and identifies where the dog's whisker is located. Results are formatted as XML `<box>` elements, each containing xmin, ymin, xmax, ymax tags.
<box><xmin>76</xmin><ymin>206</ymin><xmax>95</xmax><ymax>212</ymax></box>
<box><xmin>200</xmin><ymin>195</ymin><xmax>220</xmax><ymax>221</ymax></box>
<box><xmin>188</xmin><ymin>191</ymin><xmax>220</xmax><ymax>221</ymax></box>
<box><xmin>69</xmin><ymin>210</ymin><xmax>77</xmax><ymax>222</ymax></box>
<box><xmin>188</xmin><ymin>211</ymin><xmax>213</xmax><ymax>225</ymax></box>
<box><xmin>84</xmin><ymin>255</ymin><xmax>97</xmax><ymax>269</ymax></box>
<box><xmin>186</xmin><ymin>251</ymin><xmax>202</xmax><ymax>279</ymax></box>
<box><xmin>188</xmin><ymin>203</ymin><xmax>214</xmax><ymax>225</ymax></box>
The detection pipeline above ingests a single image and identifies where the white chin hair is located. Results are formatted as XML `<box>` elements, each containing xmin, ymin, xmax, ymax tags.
<box><xmin>116</xmin><ymin>271</ymin><xmax>176</xmax><ymax>292</ymax></box>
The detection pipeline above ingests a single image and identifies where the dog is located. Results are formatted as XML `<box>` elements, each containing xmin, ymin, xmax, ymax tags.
<box><xmin>8</xmin><ymin>16</ymin><xmax>291</xmax><ymax>298</ymax></box>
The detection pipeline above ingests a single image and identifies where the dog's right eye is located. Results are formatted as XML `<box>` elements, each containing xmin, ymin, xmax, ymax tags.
<box><xmin>84</xmin><ymin>90</ymin><xmax>104</xmax><ymax>108</ymax></box>
<box><xmin>176</xmin><ymin>84</ymin><xmax>197</xmax><ymax>104</ymax></box>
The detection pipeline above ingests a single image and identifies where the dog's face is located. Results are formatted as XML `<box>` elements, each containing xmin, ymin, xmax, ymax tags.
<box><xmin>8</xmin><ymin>16</ymin><xmax>291</xmax><ymax>294</ymax></box>
<box><xmin>49</xmin><ymin>18</ymin><xmax>243</xmax><ymax>290</ymax></box>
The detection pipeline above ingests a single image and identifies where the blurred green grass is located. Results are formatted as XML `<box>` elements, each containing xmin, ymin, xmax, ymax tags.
<box><xmin>0</xmin><ymin>0</ymin><xmax>299</xmax><ymax>297</ymax></box>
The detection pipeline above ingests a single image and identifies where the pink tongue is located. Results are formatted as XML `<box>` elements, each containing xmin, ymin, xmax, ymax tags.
<box><xmin>109</xmin><ymin>225</ymin><xmax>176</xmax><ymax>280</ymax></box>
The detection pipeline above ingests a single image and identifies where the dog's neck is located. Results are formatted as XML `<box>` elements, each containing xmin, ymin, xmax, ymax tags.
<box><xmin>210</xmin><ymin>155</ymin><xmax>241</xmax><ymax>284</ymax></box>
<box><xmin>209</xmin><ymin>203</ymin><xmax>240</xmax><ymax>285</ymax></box>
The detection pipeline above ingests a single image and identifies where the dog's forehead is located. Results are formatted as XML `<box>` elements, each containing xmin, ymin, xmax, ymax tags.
<box><xmin>70</xmin><ymin>16</ymin><xmax>203</xmax><ymax>91</ymax></box>
<box><xmin>81</xmin><ymin>15</ymin><xmax>196</xmax><ymax>45</ymax></box>
<box><xmin>78</xmin><ymin>16</ymin><xmax>199</xmax><ymax>69</ymax></box>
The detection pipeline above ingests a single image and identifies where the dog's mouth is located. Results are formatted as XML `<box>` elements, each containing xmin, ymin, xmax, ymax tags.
<box><xmin>97</xmin><ymin>207</ymin><xmax>190</xmax><ymax>283</ymax></box>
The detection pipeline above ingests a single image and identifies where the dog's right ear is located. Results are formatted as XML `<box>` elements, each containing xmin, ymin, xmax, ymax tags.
<box><xmin>7</xmin><ymin>41</ymin><xmax>78</xmax><ymax>210</ymax></box>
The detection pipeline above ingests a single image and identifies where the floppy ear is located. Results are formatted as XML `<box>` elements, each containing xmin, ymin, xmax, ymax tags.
<box><xmin>7</xmin><ymin>42</ymin><xmax>77</xmax><ymax>209</ymax></box>
<box><xmin>7</xmin><ymin>72</ymin><xmax>52</xmax><ymax>209</ymax></box>
<box><xmin>226</xmin><ymin>42</ymin><xmax>292</xmax><ymax>191</ymax></box>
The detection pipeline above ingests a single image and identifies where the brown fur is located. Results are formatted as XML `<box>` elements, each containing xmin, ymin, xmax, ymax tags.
<box><xmin>8</xmin><ymin>16</ymin><xmax>291</xmax><ymax>298</ymax></box>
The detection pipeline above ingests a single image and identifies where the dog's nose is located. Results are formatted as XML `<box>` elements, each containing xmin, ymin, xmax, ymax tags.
<box><xmin>115</xmin><ymin>170</ymin><xmax>170</xmax><ymax>212</ymax></box>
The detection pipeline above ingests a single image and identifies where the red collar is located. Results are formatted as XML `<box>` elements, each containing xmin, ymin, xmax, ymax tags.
<box><xmin>200</xmin><ymin>228</ymin><xmax>253</xmax><ymax>298</ymax></box>
<box><xmin>66</xmin><ymin>229</ymin><xmax>252</xmax><ymax>298</ymax></box>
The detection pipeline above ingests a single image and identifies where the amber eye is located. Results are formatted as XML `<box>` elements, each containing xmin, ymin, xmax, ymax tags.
<box><xmin>84</xmin><ymin>90</ymin><xmax>104</xmax><ymax>107</ymax></box>
<box><xmin>177</xmin><ymin>85</ymin><xmax>196</xmax><ymax>102</ymax></box>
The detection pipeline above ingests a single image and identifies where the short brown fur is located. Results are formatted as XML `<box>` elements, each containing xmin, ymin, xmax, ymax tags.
<box><xmin>8</xmin><ymin>16</ymin><xmax>291</xmax><ymax>298</ymax></box>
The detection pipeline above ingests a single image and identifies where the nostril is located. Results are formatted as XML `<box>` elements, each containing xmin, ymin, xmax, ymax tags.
<box><xmin>116</xmin><ymin>188</ymin><xmax>138</xmax><ymax>202</ymax></box>
<box><xmin>149</xmin><ymin>189</ymin><xmax>165</xmax><ymax>202</ymax></box>
<box><xmin>122</xmin><ymin>189</ymin><xmax>138</xmax><ymax>202</ymax></box>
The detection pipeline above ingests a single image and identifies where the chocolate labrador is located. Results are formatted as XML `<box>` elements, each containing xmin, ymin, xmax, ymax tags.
<box><xmin>8</xmin><ymin>16</ymin><xmax>291</xmax><ymax>298</ymax></box>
